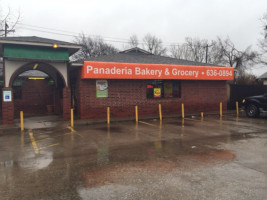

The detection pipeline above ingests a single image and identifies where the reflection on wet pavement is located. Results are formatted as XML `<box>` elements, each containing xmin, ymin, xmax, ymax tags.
<box><xmin>0</xmin><ymin>115</ymin><xmax>266</xmax><ymax>199</ymax></box>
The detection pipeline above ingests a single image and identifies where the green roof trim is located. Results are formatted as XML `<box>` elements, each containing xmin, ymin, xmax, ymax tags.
<box><xmin>4</xmin><ymin>44</ymin><xmax>69</xmax><ymax>61</ymax></box>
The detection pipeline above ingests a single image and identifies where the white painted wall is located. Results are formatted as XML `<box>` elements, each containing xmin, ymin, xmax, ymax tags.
<box><xmin>4</xmin><ymin>60</ymin><xmax>68</xmax><ymax>87</ymax></box>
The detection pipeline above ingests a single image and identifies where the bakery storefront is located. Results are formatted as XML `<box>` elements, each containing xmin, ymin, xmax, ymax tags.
<box><xmin>0</xmin><ymin>37</ymin><xmax>233</xmax><ymax>125</ymax></box>
<box><xmin>71</xmin><ymin>49</ymin><xmax>234</xmax><ymax>120</ymax></box>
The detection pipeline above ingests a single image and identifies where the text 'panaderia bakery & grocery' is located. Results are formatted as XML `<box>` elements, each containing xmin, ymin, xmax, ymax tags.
<box><xmin>82</xmin><ymin>61</ymin><xmax>233</xmax><ymax>80</ymax></box>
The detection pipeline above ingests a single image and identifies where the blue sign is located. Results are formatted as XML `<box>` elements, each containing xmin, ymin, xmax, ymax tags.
<box><xmin>3</xmin><ymin>91</ymin><xmax>12</xmax><ymax>102</ymax></box>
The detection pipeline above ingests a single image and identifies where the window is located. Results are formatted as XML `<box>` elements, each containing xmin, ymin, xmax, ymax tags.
<box><xmin>12</xmin><ymin>79</ymin><xmax>24</xmax><ymax>99</ymax></box>
<box><xmin>146</xmin><ymin>80</ymin><xmax>181</xmax><ymax>99</ymax></box>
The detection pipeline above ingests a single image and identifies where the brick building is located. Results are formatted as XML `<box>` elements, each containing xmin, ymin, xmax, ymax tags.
<box><xmin>71</xmin><ymin>47</ymin><xmax>233</xmax><ymax>120</ymax></box>
<box><xmin>0</xmin><ymin>37</ymin><xmax>233</xmax><ymax>125</ymax></box>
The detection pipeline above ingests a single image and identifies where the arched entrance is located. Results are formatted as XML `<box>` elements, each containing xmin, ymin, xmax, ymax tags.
<box><xmin>0</xmin><ymin>36</ymin><xmax>81</xmax><ymax>125</ymax></box>
<box><xmin>2</xmin><ymin>60</ymin><xmax>71</xmax><ymax>124</ymax></box>
<box><xmin>10</xmin><ymin>62</ymin><xmax>66</xmax><ymax>118</ymax></box>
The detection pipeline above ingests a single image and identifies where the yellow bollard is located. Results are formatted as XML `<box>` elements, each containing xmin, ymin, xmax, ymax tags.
<box><xmin>220</xmin><ymin>102</ymin><xmax>223</xmax><ymax>118</ymax></box>
<box><xmin>135</xmin><ymin>105</ymin><xmax>138</xmax><ymax>122</ymax></box>
<box><xmin>70</xmin><ymin>108</ymin><xmax>74</xmax><ymax>128</ymax></box>
<box><xmin>181</xmin><ymin>103</ymin><xmax>185</xmax><ymax>119</ymax></box>
<box><xmin>201</xmin><ymin>112</ymin><xmax>204</xmax><ymax>119</ymax></box>
<box><xmin>20</xmin><ymin>111</ymin><xmax>24</xmax><ymax>131</ymax></box>
<box><xmin>107</xmin><ymin>107</ymin><xmax>110</xmax><ymax>124</ymax></box>
<box><xmin>236</xmin><ymin>101</ymin><xmax>239</xmax><ymax>117</ymax></box>
<box><xmin>159</xmin><ymin>104</ymin><xmax>162</xmax><ymax>121</ymax></box>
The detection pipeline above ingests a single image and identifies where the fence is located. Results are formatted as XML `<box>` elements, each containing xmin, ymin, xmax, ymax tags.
<box><xmin>228</xmin><ymin>84</ymin><xmax>267</xmax><ymax>109</ymax></box>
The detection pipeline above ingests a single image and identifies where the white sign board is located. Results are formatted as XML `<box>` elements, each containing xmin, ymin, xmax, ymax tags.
<box><xmin>3</xmin><ymin>91</ymin><xmax>12</xmax><ymax>102</ymax></box>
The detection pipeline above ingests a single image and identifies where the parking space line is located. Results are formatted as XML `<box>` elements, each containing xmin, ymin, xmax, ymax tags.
<box><xmin>74</xmin><ymin>131</ymin><xmax>83</xmax><ymax>138</ymax></box>
<box><xmin>67</xmin><ymin>126</ymin><xmax>75</xmax><ymax>132</ymax></box>
<box><xmin>67</xmin><ymin>126</ymin><xmax>83</xmax><ymax>137</ymax></box>
<box><xmin>29</xmin><ymin>131</ymin><xmax>39</xmax><ymax>154</ymax></box>
<box><xmin>35</xmin><ymin>133</ymin><xmax>70</xmax><ymax>143</ymax></box>
<box><xmin>139</xmin><ymin>121</ymin><xmax>159</xmax><ymax>127</ymax></box>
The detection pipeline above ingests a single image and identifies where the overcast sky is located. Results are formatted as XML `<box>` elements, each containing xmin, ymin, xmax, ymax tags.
<box><xmin>1</xmin><ymin>0</ymin><xmax>267</xmax><ymax>75</ymax></box>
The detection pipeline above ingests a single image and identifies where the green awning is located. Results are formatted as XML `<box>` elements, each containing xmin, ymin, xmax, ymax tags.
<box><xmin>4</xmin><ymin>44</ymin><xmax>69</xmax><ymax>61</ymax></box>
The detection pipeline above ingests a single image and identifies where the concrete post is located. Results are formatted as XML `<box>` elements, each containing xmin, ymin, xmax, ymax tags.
<box><xmin>62</xmin><ymin>87</ymin><xmax>71</xmax><ymax>120</ymax></box>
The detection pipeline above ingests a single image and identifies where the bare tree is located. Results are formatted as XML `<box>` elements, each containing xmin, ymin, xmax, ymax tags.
<box><xmin>129</xmin><ymin>34</ymin><xmax>139</xmax><ymax>48</ymax></box>
<box><xmin>184</xmin><ymin>37</ymin><xmax>208</xmax><ymax>63</ymax></box>
<box><xmin>0</xmin><ymin>7</ymin><xmax>21</xmax><ymax>37</ymax></box>
<box><xmin>169</xmin><ymin>43</ymin><xmax>192</xmax><ymax>60</ymax></box>
<box><xmin>169</xmin><ymin>36</ymin><xmax>258</xmax><ymax>75</ymax></box>
<box><xmin>206</xmin><ymin>40</ymin><xmax>224</xmax><ymax>65</ymax></box>
<box><xmin>72</xmin><ymin>34</ymin><xmax>118</xmax><ymax>61</ymax></box>
<box><xmin>142</xmin><ymin>33</ymin><xmax>166</xmax><ymax>55</ymax></box>
<box><xmin>259</xmin><ymin>11</ymin><xmax>267</xmax><ymax>65</ymax></box>
<box><xmin>216</xmin><ymin>37</ymin><xmax>258</xmax><ymax>76</ymax></box>
<box><xmin>170</xmin><ymin>37</ymin><xmax>222</xmax><ymax>64</ymax></box>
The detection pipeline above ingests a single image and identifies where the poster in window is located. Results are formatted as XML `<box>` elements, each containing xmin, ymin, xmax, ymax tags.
<box><xmin>153</xmin><ymin>88</ymin><xmax>161</xmax><ymax>98</ymax></box>
<box><xmin>164</xmin><ymin>82</ymin><xmax>173</xmax><ymax>97</ymax></box>
<box><xmin>96</xmin><ymin>80</ymin><xmax>108</xmax><ymax>98</ymax></box>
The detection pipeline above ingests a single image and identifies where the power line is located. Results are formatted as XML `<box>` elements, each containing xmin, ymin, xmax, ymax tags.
<box><xmin>17</xmin><ymin>22</ymin><xmax>80</xmax><ymax>35</ymax></box>
<box><xmin>16</xmin><ymin>26</ymin><xmax>76</xmax><ymax>37</ymax></box>
<box><xmin>16</xmin><ymin>22</ymin><xmax>189</xmax><ymax>47</ymax></box>
<box><xmin>17</xmin><ymin>22</ymin><xmax>130</xmax><ymax>42</ymax></box>
<box><xmin>17</xmin><ymin>25</ymin><xmax>136</xmax><ymax>45</ymax></box>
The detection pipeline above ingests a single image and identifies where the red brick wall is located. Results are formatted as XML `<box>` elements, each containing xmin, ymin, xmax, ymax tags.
<box><xmin>76</xmin><ymin>75</ymin><xmax>227</xmax><ymax>119</ymax></box>
<box><xmin>2</xmin><ymin>88</ymin><xmax>14</xmax><ymax>125</ymax></box>
<box><xmin>62</xmin><ymin>87</ymin><xmax>71</xmax><ymax>120</ymax></box>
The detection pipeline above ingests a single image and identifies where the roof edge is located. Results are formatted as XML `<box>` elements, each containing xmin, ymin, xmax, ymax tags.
<box><xmin>120</xmin><ymin>47</ymin><xmax>152</xmax><ymax>54</ymax></box>
<box><xmin>0</xmin><ymin>40</ymin><xmax>81</xmax><ymax>49</ymax></box>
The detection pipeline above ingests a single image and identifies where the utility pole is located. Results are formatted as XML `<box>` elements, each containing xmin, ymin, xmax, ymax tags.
<box><xmin>5</xmin><ymin>22</ymin><xmax>9</xmax><ymax>37</ymax></box>
<box><xmin>0</xmin><ymin>22</ymin><xmax>15</xmax><ymax>37</ymax></box>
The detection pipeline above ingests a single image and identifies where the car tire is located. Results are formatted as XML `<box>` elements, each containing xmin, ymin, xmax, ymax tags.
<box><xmin>246</xmin><ymin>104</ymin><xmax>259</xmax><ymax>118</ymax></box>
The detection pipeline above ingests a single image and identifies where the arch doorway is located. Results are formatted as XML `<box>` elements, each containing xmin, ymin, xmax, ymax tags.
<box><xmin>12</xmin><ymin>69</ymin><xmax>64</xmax><ymax>118</ymax></box>
<box><xmin>5</xmin><ymin>61</ymin><xmax>70</xmax><ymax>121</ymax></box>
<box><xmin>0</xmin><ymin>36</ymin><xmax>81</xmax><ymax>125</ymax></box>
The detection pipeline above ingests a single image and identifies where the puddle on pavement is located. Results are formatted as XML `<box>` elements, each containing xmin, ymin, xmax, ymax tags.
<box><xmin>17</xmin><ymin>151</ymin><xmax>53</xmax><ymax>171</ymax></box>
<box><xmin>230</xmin><ymin>132</ymin><xmax>255</xmax><ymax>140</ymax></box>
<box><xmin>15</xmin><ymin>115</ymin><xmax>64</xmax><ymax>130</ymax></box>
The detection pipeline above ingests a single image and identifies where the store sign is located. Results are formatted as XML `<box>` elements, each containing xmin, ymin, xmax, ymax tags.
<box><xmin>3</xmin><ymin>91</ymin><xmax>12</xmax><ymax>102</ymax></box>
<box><xmin>82</xmin><ymin>61</ymin><xmax>234</xmax><ymax>80</ymax></box>
<box><xmin>96</xmin><ymin>80</ymin><xmax>108</xmax><ymax>98</ymax></box>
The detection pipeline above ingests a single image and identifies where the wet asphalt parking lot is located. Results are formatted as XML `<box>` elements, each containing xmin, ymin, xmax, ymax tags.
<box><xmin>0</xmin><ymin>114</ymin><xmax>267</xmax><ymax>200</ymax></box>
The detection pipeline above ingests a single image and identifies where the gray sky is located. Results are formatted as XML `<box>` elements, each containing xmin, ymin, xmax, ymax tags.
<box><xmin>1</xmin><ymin>0</ymin><xmax>267</xmax><ymax>75</ymax></box>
